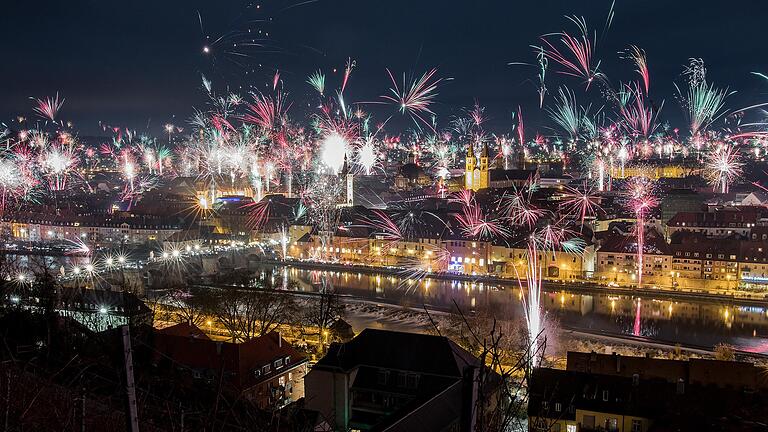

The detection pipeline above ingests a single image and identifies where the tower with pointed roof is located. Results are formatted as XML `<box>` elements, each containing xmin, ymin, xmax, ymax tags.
<box><xmin>340</xmin><ymin>153</ymin><xmax>353</xmax><ymax>207</ymax></box>
<box><xmin>465</xmin><ymin>144</ymin><xmax>489</xmax><ymax>191</ymax></box>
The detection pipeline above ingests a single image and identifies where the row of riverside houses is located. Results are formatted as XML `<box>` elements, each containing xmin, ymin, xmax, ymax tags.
<box><xmin>1</xmin><ymin>212</ymin><xmax>186</xmax><ymax>245</ymax></box>
<box><xmin>272</xmin><ymin>202</ymin><xmax>768</xmax><ymax>291</ymax></box>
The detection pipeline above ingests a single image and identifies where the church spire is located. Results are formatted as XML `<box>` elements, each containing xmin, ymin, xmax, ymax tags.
<box><xmin>341</xmin><ymin>153</ymin><xmax>349</xmax><ymax>176</ymax></box>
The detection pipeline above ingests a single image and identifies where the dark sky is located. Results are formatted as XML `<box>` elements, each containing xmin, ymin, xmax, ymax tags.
<box><xmin>2</xmin><ymin>0</ymin><xmax>767</xmax><ymax>136</ymax></box>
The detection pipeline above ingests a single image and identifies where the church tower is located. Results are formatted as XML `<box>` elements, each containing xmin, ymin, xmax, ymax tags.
<box><xmin>465</xmin><ymin>145</ymin><xmax>476</xmax><ymax>190</ymax></box>
<box><xmin>478</xmin><ymin>143</ymin><xmax>490</xmax><ymax>189</ymax></box>
<box><xmin>465</xmin><ymin>144</ymin><xmax>490</xmax><ymax>191</ymax></box>
<box><xmin>340</xmin><ymin>153</ymin><xmax>354</xmax><ymax>207</ymax></box>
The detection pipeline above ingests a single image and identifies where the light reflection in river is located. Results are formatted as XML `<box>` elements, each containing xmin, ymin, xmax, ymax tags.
<box><xmin>258</xmin><ymin>264</ymin><xmax>768</xmax><ymax>353</ymax></box>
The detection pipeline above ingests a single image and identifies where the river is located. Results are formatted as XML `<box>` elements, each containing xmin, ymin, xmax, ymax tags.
<box><xmin>253</xmin><ymin>263</ymin><xmax>768</xmax><ymax>355</ymax></box>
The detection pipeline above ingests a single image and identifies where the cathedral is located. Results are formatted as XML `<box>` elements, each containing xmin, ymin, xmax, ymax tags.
<box><xmin>464</xmin><ymin>144</ymin><xmax>535</xmax><ymax>191</ymax></box>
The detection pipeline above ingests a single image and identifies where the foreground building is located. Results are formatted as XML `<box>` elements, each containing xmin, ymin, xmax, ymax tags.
<box><xmin>529</xmin><ymin>351</ymin><xmax>768</xmax><ymax>431</ymax></box>
<box><xmin>305</xmin><ymin>328</ymin><xmax>500</xmax><ymax>432</ymax></box>
<box><xmin>152</xmin><ymin>324</ymin><xmax>308</xmax><ymax>410</ymax></box>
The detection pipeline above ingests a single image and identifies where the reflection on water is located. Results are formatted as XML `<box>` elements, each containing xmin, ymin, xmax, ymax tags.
<box><xmin>259</xmin><ymin>264</ymin><xmax>768</xmax><ymax>354</ymax></box>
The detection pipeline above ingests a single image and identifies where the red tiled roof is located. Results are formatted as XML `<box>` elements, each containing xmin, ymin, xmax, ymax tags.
<box><xmin>599</xmin><ymin>226</ymin><xmax>668</xmax><ymax>255</ymax></box>
<box><xmin>153</xmin><ymin>326</ymin><xmax>307</xmax><ymax>390</ymax></box>
<box><xmin>668</xmin><ymin>206</ymin><xmax>768</xmax><ymax>227</ymax></box>
<box><xmin>159</xmin><ymin>322</ymin><xmax>211</xmax><ymax>340</ymax></box>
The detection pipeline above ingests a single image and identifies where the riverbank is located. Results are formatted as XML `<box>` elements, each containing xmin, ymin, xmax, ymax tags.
<box><xmin>340</xmin><ymin>296</ymin><xmax>768</xmax><ymax>363</ymax></box>
<box><xmin>258</xmin><ymin>258</ymin><xmax>768</xmax><ymax>307</ymax></box>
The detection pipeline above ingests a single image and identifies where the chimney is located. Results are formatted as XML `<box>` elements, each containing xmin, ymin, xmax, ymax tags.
<box><xmin>277</xmin><ymin>332</ymin><xmax>282</xmax><ymax>348</ymax></box>
<box><xmin>216</xmin><ymin>341</ymin><xmax>222</xmax><ymax>355</ymax></box>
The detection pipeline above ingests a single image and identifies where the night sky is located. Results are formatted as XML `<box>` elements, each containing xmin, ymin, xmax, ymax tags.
<box><xmin>2</xmin><ymin>0</ymin><xmax>767</xmax><ymax>136</ymax></box>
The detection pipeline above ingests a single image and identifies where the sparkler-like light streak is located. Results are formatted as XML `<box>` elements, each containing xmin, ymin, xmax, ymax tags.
<box><xmin>676</xmin><ymin>60</ymin><xmax>733</xmax><ymax>137</ymax></box>
<box><xmin>300</xmin><ymin>175</ymin><xmax>344</xmax><ymax>260</ymax></box>
<box><xmin>626</xmin><ymin>45</ymin><xmax>650</xmax><ymax>95</ymax></box>
<box><xmin>454</xmin><ymin>201</ymin><xmax>510</xmax><ymax>240</ymax></box>
<box><xmin>561</xmin><ymin>182</ymin><xmax>602</xmax><ymax>228</ymax></box>
<box><xmin>341</xmin><ymin>58</ymin><xmax>355</xmax><ymax>94</ymax></box>
<box><xmin>357</xmin><ymin>209</ymin><xmax>403</xmax><ymax>242</ymax></box>
<box><xmin>381</xmin><ymin>68</ymin><xmax>442</xmax><ymax>131</ymax></box>
<box><xmin>704</xmin><ymin>144</ymin><xmax>744</xmax><ymax>193</ymax></box>
<box><xmin>547</xmin><ymin>87</ymin><xmax>585</xmax><ymax>141</ymax></box>
<box><xmin>39</xmin><ymin>143</ymin><xmax>78</xmax><ymax>191</ymax></box>
<box><xmin>307</xmin><ymin>70</ymin><xmax>325</xmax><ymax>96</ymax></box>
<box><xmin>540</xmin><ymin>16</ymin><xmax>601</xmax><ymax>88</ymax></box>
<box><xmin>620</xmin><ymin>82</ymin><xmax>662</xmax><ymax>138</ymax></box>
<box><xmin>0</xmin><ymin>158</ymin><xmax>27</xmax><ymax>215</ymax></box>
<box><xmin>499</xmin><ymin>186</ymin><xmax>543</xmax><ymax>229</ymax></box>
<box><xmin>33</xmin><ymin>93</ymin><xmax>65</xmax><ymax>122</ymax></box>
<box><xmin>242</xmin><ymin>91</ymin><xmax>291</xmax><ymax>130</ymax></box>
<box><xmin>624</xmin><ymin>176</ymin><xmax>658</xmax><ymax>288</ymax></box>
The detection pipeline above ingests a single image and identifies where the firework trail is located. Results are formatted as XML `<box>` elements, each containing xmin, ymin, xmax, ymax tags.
<box><xmin>499</xmin><ymin>186</ymin><xmax>543</xmax><ymax>229</ymax></box>
<box><xmin>625</xmin><ymin>46</ymin><xmax>650</xmax><ymax>95</ymax></box>
<box><xmin>454</xmin><ymin>200</ymin><xmax>510</xmax><ymax>240</ymax></box>
<box><xmin>704</xmin><ymin>144</ymin><xmax>744</xmax><ymax>193</ymax></box>
<box><xmin>381</xmin><ymin>68</ymin><xmax>443</xmax><ymax>131</ymax></box>
<box><xmin>540</xmin><ymin>16</ymin><xmax>602</xmax><ymax>89</ymax></box>
<box><xmin>624</xmin><ymin>176</ymin><xmax>658</xmax><ymax>288</ymax></box>
<box><xmin>547</xmin><ymin>87</ymin><xmax>585</xmax><ymax>141</ymax></box>
<box><xmin>32</xmin><ymin>93</ymin><xmax>65</xmax><ymax>122</ymax></box>
<box><xmin>561</xmin><ymin>181</ymin><xmax>602</xmax><ymax>228</ymax></box>
<box><xmin>342</xmin><ymin>58</ymin><xmax>356</xmax><ymax>94</ymax></box>
<box><xmin>676</xmin><ymin>59</ymin><xmax>733</xmax><ymax>137</ymax></box>
<box><xmin>536</xmin><ymin>47</ymin><xmax>549</xmax><ymax>108</ymax></box>
<box><xmin>242</xmin><ymin>91</ymin><xmax>291</xmax><ymax>130</ymax></box>
<box><xmin>307</xmin><ymin>70</ymin><xmax>326</xmax><ymax>96</ymax></box>
<box><xmin>620</xmin><ymin>82</ymin><xmax>662</xmax><ymax>138</ymax></box>
<box><xmin>517</xmin><ymin>106</ymin><xmax>525</xmax><ymax>147</ymax></box>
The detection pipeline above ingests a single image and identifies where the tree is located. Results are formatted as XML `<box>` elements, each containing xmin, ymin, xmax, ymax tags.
<box><xmin>713</xmin><ymin>343</ymin><xmax>736</xmax><ymax>361</ymax></box>
<box><xmin>165</xmin><ymin>286</ymin><xmax>216</xmax><ymax>327</ymax></box>
<box><xmin>300</xmin><ymin>277</ymin><xmax>344</xmax><ymax>343</ymax></box>
<box><xmin>213</xmin><ymin>283</ymin><xmax>298</xmax><ymax>343</ymax></box>
<box><xmin>426</xmin><ymin>300</ymin><xmax>543</xmax><ymax>432</ymax></box>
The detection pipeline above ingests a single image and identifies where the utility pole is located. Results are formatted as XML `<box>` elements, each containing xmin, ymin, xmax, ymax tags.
<box><xmin>4</xmin><ymin>368</ymin><xmax>10</xmax><ymax>432</ymax></box>
<box><xmin>121</xmin><ymin>325</ymin><xmax>140</xmax><ymax>432</ymax></box>
<box><xmin>76</xmin><ymin>386</ymin><xmax>86</xmax><ymax>432</ymax></box>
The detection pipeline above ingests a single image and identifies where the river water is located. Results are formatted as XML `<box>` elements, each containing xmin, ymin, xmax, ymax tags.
<box><xmin>255</xmin><ymin>263</ymin><xmax>768</xmax><ymax>354</ymax></box>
